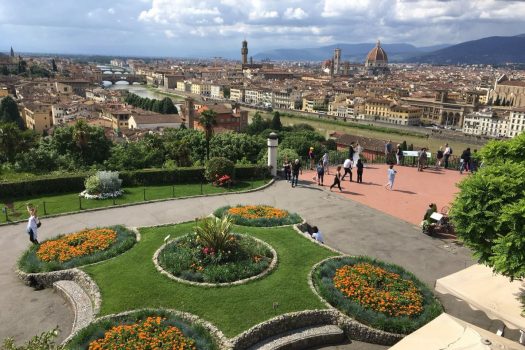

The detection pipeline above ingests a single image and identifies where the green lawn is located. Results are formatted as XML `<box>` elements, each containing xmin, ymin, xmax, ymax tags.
<box><xmin>82</xmin><ymin>223</ymin><xmax>337</xmax><ymax>337</ymax></box>
<box><xmin>0</xmin><ymin>180</ymin><xmax>268</xmax><ymax>224</ymax></box>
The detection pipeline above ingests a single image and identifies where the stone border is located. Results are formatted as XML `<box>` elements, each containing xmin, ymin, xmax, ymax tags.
<box><xmin>0</xmin><ymin>178</ymin><xmax>275</xmax><ymax>226</ymax></box>
<box><xmin>153</xmin><ymin>233</ymin><xmax>278</xmax><ymax>287</ymax></box>
<box><xmin>214</xmin><ymin>205</ymin><xmax>304</xmax><ymax>228</ymax></box>
<box><xmin>63</xmin><ymin>308</ymin><xmax>231</xmax><ymax>348</ymax></box>
<box><xmin>54</xmin><ymin>280</ymin><xmax>94</xmax><ymax>343</ymax></box>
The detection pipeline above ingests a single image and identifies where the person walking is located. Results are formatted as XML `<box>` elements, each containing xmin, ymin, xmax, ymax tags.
<box><xmin>322</xmin><ymin>152</ymin><xmax>330</xmax><ymax>175</ymax></box>
<box><xmin>435</xmin><ymin>146</ymin><xmax>444</xmax><ymax>169</ymax></box>
<box><xmin>316</xmin><ymin>160</ymin><xmax>325</xmax><ymax>186</ymax></box>
<box><xmin>385</xmin><ymin>140</ymin><xmax>393</xmax><ymax>162</ymax></box>
<box><xmin>291</xmin><ymin>159</ymin><xmax>301</xmax><ymax>187</ymax></box>
<box><xmin>308</xmin><ymin>147</ymin><xmax>315</xmax><ymax>170</ymax></box>
<box><xmin>459</xmin><ymin>148</ymin><xmax>471</xmax><ymax>174</ymax></box>
<box><xmin>470</xmin><ymin>149</ymin><xmax>479</xmax><ymax>173</ymax></box>
<box><xmin>385</xmin><ymin>164</ymin><xmax>397</xmax><ymax>190</ymax></box>
<box><xmin>356</xmin><ymin>159</ymin><xmax>364</xmax><ymax>183</ymax></box>
<box><xmin>396</xmin><ymin>144</ymin><xmax>403</xmax><ymax>165</ymax></box>
<box><xmin>418</xmin><ymin>148</ymin><xmax>428</xmax><ymax>172</ymax></box>
<box><xmin>443</xmin><ymin>143</ymin><xmax>452</xmax><ymax>169</ymax></box>
<box><xmin>348</xmin><ymin>143</ymin><xmax>355</xmax><ymax>161</ymax></box>
<box><xmin>283</xmin><ymin>158</ymin><xmax>291</xmax><ymax>182</ymax></box>
<box><xmin>26</xmin><ymin>205</ymin><xmax>40</xmax><ymax>244</ymax></box>
<box><xmin>330</xmin><ymin>165</ymin><xmax>343</xmax><ymax>192</ymax></box>
<box><xmin>341</xmin><ymin>158</ymin><xmax>353</xmax><ymax>182</ymax></box>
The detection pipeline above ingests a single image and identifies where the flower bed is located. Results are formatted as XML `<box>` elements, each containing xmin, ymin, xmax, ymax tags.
<box><xmin>214</xmin><ymin>205</ymin><xmax>302</xmax><ymax>227</ymax></box>
<box><xmin>312</xmin><ymin>256</ymin><xmax>442</xmax><ymax>334</ymax></box>
<box><xmin>158</xmin><ymin>233</ymin><xmax>275</xmax><ymax>284</ymax></box>
<box><xmin>18</xmin><ymin>225</ymin><xmax>136</xmax><ymax>273</ymax></box>
<box><xmin>79</xmin><ymin>189</ymin><xmax>123</xmax><ymax>200</ymax></box>
<box><xmin>66</xmin><ymin>310</ymin><xmax>218</xmax><ymax>350</ymax></box>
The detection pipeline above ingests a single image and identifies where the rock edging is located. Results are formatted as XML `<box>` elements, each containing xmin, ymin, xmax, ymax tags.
<box><xmin>153</xmin><ymin>234</ymin><xmax>278</xmax><ymax>287</ymax></box>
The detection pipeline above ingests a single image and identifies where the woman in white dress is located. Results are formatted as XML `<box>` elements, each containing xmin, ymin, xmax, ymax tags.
<box><xmin>353</xmin><ymin>143</ymin><xmax>363</xmax><ymax>164</ymax></box>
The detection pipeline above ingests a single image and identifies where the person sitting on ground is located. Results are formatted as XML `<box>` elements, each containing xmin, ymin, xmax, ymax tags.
<box><xmin>423</xmin><ymin>203</ymin><xmax>438</xmax><ymax>222</ymax></box>
<box><xmin>311</xmin><ymin>226</ymin><xmax>324</xmax><ymax>243</ymax></box>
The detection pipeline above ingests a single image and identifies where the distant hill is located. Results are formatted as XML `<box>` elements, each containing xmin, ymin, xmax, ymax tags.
<box><xmin>253</xmin><ymin>43</ymin><xmax>450</xmax><ymax>62</ymax></box>
<box><xmin>406</xmin><ymin>34</ymin><xmax>525</xmax><ymax>64</ymax></box>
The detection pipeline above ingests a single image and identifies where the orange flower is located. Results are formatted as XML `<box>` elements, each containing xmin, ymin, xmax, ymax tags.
<box><xmin>333</xmin><ymin>263</ymin><xmax>423</xmax><ymax>317</ymax></box>
<box><xmin>37</xmin><ymin>228</ymin><xmax>117</xmax><ymax>262</ymax></box>
<box><xmin>228</xmin><ymin>205</ymin><xmax>288</xmax><ymax>220</ymax></box>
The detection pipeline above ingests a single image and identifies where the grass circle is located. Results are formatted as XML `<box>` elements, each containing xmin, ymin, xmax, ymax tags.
<box><xmin>156</xmin><ymin>233</ymin><xmax>276</xmax><ymax>285</ymax></box>
<box><xmin>312</xmin><ymin>256</ymin><xmax>442</xmax><ymax>334</ymax></box>
<box><xmin>18</xmin><ymin>225</ymin><xmax>136</xmax><ymax>273</ymax></box>
<box><xmin>214</xmin><ymin>205</ymin><xmax>302</xmax><ymax>227</ymax></box>
<box><xmin>66</xmin><ymin>309</ymin><xmax>218</xmax><ymax>349</ymax></box>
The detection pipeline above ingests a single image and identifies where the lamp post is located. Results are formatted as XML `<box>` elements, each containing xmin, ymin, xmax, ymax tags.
<box><xmin>267</xmin><ymin>132</ymin><xmax>278</xmax><ymax>177</ymax></box>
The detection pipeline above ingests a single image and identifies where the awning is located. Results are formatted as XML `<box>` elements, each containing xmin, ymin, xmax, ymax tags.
<box><xmin>435</xmin><ymin>264</ymin><xmax>525</xmax><ymax>331</ymax></box>
<box><xmin>389</xmin><ymin>313</ymin><xmax>522</xmax><ymax>350</ymax></box>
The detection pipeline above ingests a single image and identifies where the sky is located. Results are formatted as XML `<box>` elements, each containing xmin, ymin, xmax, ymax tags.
<box><xmin>0</xmin><ymin>0</ymin><xmax>524</xmax><ymax>58</ymax></box>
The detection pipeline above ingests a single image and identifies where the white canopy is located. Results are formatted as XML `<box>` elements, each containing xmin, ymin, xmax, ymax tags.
<box><xmin>389</xmin><ymin>313</ymin><xmax>522</xmax><ymax>350</ymax></box>
<box><xmin>435</xmin><ymin>264</ymin><xmax>525</xmax><ymax>331</ymax></box>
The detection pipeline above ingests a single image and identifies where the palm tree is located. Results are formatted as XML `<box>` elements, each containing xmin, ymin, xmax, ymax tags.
<box><xmin>199</xmin><ymin>109</ymin><xmax>217</xmax><ymax>160</ymax></box>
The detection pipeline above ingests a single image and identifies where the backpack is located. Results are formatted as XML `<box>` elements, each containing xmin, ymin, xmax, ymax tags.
<box><xmin>449</xmin><ymin>147</ymin><xmax>453</xmax><ymax>155</ymax></box>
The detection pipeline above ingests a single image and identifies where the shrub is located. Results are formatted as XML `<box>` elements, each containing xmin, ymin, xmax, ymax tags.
<box><xmin>66</xmin><ymin>309</ymin><xmax>217</xmax><ymax>350</ymax></box>
<box><xmin>84</xmin><ymin>174</ymin><xmax>101</xmax><ymax>195</ymax></box>
<box><xmin>205</xmin><ymin>157</ymin><xmax>235</xmax><ymax>182</ymax></box>
<box><xmin>214</xmin><ymin>205</ymin><xmax>302</xmax><ymax>227</ymax></box>
<box><xmin>18</xmin><ymin>225</ymin><xmax>136</xmax><ymax>273</ymax></box>
<box><xmin>194</xmin><ymin>216</ymin><xmax>234</xmax><ymax>254</ymax></box>
<box><xmin>1</xmin><ymin>327</ymin><xmax>64</xmax><ymax>350</ymax></box>
<box><xmin>312</xmin><ymin>256</ymin><xmax>442</xmax><ymax>334</ymax></box>
<box><xmin>159</xmin><ymin>233</ymin><xmax>273</xmax><ymax>283</ymax></box>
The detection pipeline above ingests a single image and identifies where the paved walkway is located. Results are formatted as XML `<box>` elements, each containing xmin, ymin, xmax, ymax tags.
<box><xmin>302</xmin><ymin>163</ymin><xmax>464</xmax><ymax>225</ymax></box>
<box><xmin>0</xmin><ymin>178</ymin><xmax>475</xmax><ymax>345</ymax></box>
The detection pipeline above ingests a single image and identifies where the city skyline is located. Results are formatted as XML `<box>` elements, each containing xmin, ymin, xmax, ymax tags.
<box><xmin>1</xmin><ymin>0</ymin><xmax>525</xmax><ymax>58</ymax></box>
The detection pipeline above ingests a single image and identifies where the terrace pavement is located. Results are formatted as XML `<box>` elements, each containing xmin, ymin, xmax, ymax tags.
<box><xmin>0</xmin><ymin>170</ymin><xmax>487</xmax><ymax>347</ymax></box>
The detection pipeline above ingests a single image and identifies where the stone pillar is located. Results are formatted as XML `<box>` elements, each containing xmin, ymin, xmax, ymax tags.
<box><xmin>267</xmin><ymin>132</ymin><xmax>278</xmax><ymax>177</ymax></box>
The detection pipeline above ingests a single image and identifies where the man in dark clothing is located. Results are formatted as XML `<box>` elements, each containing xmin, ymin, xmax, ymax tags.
<box><xmin>291</xmin><ymin>159</ymin><xmax>301</xmax><ymax>187</ymax></box>
<box><xmin>459</xmin><ymin>148</ymin><xmax>471</xmax><ymax>174</ymax></box>
<box><xmin>348</xmin><ymin>143</ymin><xmax>355</xmax><ymax>160</ymax></box>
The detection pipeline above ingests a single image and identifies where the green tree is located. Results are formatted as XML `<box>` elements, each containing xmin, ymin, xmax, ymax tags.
<box><xmin>0</xmin><ymin>96</ymin><xmax>24</xmax><ymax>128</ymax></box>
<box><xmin>223</xmin><ymin>87</ymin><xmax>230</xmax><ymax>99</ymax></box>
<box><xmin>1</xmin><ymin>66</ymin><xmax>8</xmax><ymax>75</ymax></box>
<box><xmin>160</xmin><ymin>97</ymin><xmax>177</xmax><ymax>114</ymax></box>
<box><xmin>199</xmin><ymin>109</ymin><xmax>217</xmax><ymax>160</ymax></box>
<box><xmin>271</xmin><ymin>111</ymin><xmax>282</xmax><ymax>130</ymax></box>
<box><xmin>246</xmin><ymin>112</ymin><xmax>271</xmax><ymax>135</ymax></box>
<box><xmin>209</xmin><ymin>132</ymin><xmax>263</xmax><ymax>163</ymax></box>
<box><xmin>0</xmin><ymin>122</ymin><xmax>36</xmax><ymax>162</ymax></box>
<box><xmin>51</xmin><ymin>59</ymin><xmax>58</xmax><ymax>72</ymax></box>
<box><xmin>450</xmin><ymin>134</ymin><xmax>525</xmax><ymax>280</ymax></box>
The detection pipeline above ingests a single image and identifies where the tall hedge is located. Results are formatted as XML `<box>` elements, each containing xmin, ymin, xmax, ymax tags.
<box><xmin>0</xmin><ymin>165</ymin><xmax>270</xmax><ymax>198</ymax></box>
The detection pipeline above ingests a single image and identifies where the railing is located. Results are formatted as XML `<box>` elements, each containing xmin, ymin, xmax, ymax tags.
<box><xmin>0</xmin><ymin>179</ymin><xmax>259</xmax><ymax>224</ymax></box>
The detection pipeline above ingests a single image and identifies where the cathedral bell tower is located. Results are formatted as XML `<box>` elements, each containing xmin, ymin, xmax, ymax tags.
<box><xmin>241</xmin><ymin>40</ymin><xmax>248</xmax><ymax>65</ymax></box>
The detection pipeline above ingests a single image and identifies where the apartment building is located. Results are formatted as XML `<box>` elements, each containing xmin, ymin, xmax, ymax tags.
<box><xmin>273</xmin><ymin>88</ymin><xmax>301</xmax><ymax>109</ymax></box>
<box><xmin>302</xmin><ymin>94</ymin><xmax>328</xmax><ymax>113</ymax></box>
<box><xmin>229</xmin><ymin>87</ymin><xmax>245</xmax><ymax>102</ymax></box>
<box><xmin>463</xmin><ymin>111</ymin><xmax>509</xmax><ymax>137</ymax></box>
<box><xmin>364</xmin><ymin>98</ymin><xmax>421</xmax><ymax>125</ymax></box>
<box><xmin>508</xmin><ymin>108</ymin><xmax>525</xmax><ymax>138</ymax></box>
<box><xmin>176</xmin><ymin>81</ymin><xmax>191</xmax><ymax>93</ymax></box>
<box><xmin>23</xmin><ymin>102</ymin><xmax>53</xmax><ymax>133</ymax></box>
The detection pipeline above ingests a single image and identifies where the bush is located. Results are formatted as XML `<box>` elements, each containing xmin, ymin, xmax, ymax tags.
<box><xmin>18</xmin><ymin>225</ymin><xmax>136</xmax><ymax>273</ymax></box>
<box><xmin>214</xmin><ymin>205</ymin><xmax>302</xmax><ymax>227</ymax></box>
<box><xmin>205</xmin><ymin>157</ymin><xmax>235</xmax><ymax>182</ymax></box>
<box><xmin>1</xmin><ymin>327</ymin><xmax>64</xmax><ymax>350</ymax></box>
<box><xmin>159</xmin><ymin>233</ymin><xmax>273</xmax><ymax>283</ymax></box>
<box><xmin>312</xmin><ymin>256</ymin><xmax>442</xmax><ymax>334</ymax></box>
<box><xmin>66</xmin><ymin>309</ymin><xmax>217</xmax><ymax>350</ymax></box>
<box><xmin>84</xmin><ymin>171</ymin><xmax>122</xmax><ymax>195</ymax></box>
<box><xmin>234</xmin><ymin>164</ymin><xmax>270</xmax><ymax>180</ymax></box>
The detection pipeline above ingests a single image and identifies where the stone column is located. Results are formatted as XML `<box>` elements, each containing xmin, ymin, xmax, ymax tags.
<box><xmin>267</xmin><ymin>132</ymin><xmax>278</xmax><ymax>177</ymax></box>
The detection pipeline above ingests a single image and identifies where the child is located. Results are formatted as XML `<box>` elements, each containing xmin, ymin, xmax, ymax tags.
<box><xmin>316</xmin><ymin>160</ymin><xmax>325</xmax><ymax>186</ymax></box>
<box><xmin>385</xmin><ymin>164</ymin><xmax>397</xmax><ymax>190</ymax></box>
<box><xmin>356</xmin><ymin>159</ymin><xmax>364</xmax><ymax>183</ymax></box>
<box><xmin>330</xmin><ymin>165</ymin><xmax>342</xmax><ymax>192</ymax></box>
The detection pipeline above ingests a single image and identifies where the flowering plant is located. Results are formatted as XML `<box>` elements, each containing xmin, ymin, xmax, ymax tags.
<box><xmin>227</xmin><ymin>205</ymin><xmax>287</xmax><ymax>219</ymax></box>
<box><xmin>213</xmin><ymin>174</ymin><xmax>232</xmax><ymax>187</ymax></box>
<box><xmin>88</xmin><ymin>316</ymin><xmax>196</xmax><ymax>350</ymax></box>
<box><xmin>333</xmin><ymin>263</ymin><xmax>423</xmax><ymax>317</ymax></box>
<box><xmin>37</xmin><ymin>228</ymin><xmax>117</xmax><ymax>262</ymax></box>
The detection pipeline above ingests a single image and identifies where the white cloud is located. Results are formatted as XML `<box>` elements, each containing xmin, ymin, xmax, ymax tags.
<box><xmin>283</xmin><ymin>7</ymin><xmax>308</xmax><ymax>20</ymax></box>
<box><xmin>248</xmin><ymin>10</ymin><xmax>279</xmax><ymax>20</ymax></box>
<box><xmin>164</xmin><ymin>29</ymin><xmax>175</xmax><ymax>38</ymax></box>
<box><xmin>107</xmin><ymin>8</ymin><xmax>115</xmax><ymax>14</ymax></box>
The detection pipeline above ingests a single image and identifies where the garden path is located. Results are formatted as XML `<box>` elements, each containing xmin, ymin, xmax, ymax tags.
<box><xmin>0</xmin><ymin>177</ymin><xmax>477</xmax><ymax>346</ymax></box>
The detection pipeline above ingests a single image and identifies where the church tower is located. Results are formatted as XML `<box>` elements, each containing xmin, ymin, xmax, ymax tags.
<box><xmin>241</xmin><ymin>40</ymin><xmax>248</xmax><ymax>65</ymax></box>
<box><xmin>333</xmin><ymin>48</ymin><xmax>341</xmax><ymax>76</ymax></box>
<box><xmin>10</xmin><ymin>46</ymin><xmax>14</xmax><ymax>58</ymax></box>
